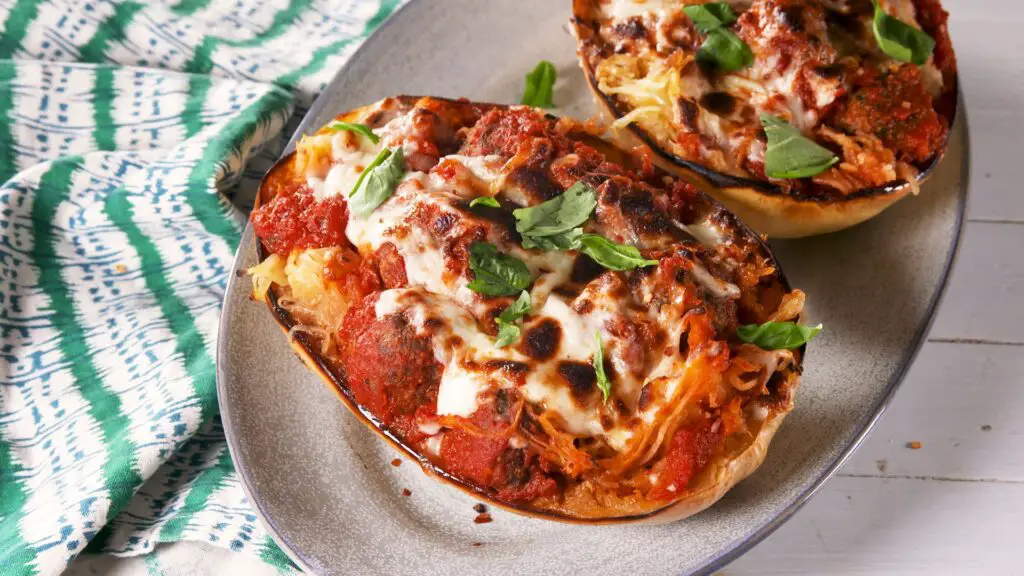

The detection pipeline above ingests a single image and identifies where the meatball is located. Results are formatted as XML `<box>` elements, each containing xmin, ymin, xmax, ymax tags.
<box><xmin>337</xmin><ymin>294</ymin><xmax>440</xmax><ymax>424</ymax></box>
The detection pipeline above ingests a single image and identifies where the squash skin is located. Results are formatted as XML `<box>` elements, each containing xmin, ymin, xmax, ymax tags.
<box><xmin>252</xmin><ymin>96</ymin><xmax>803</xmax><ymax>523</ymax></box>
<box><xmin>571</xmin><ymin>0</ymin><xmax>959</xmax><ymax>238</ymax></box>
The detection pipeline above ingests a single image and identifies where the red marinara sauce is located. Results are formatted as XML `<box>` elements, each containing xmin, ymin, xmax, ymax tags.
<box><xmin>251</xmin><ymin>190</ymin><xmax>349</xmax><ymax>256</ymax></box>
<box><xmin>648</xmin><ymin>422</ymin><xmax>723</xmax><ymax>500</ymax></box>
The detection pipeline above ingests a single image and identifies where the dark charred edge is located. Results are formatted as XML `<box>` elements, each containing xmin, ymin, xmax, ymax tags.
<box><xmin>252</xmin><ymin>97</ymin><xmax>801</xmax><ymax>522</ymax></box>
<box><xmin>573</xmin><ymin>0</ymin><xmax>959</xmax><ymax>205</ymax></box>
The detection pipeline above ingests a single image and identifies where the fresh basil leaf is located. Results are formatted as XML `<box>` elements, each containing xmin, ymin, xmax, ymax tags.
<box><xmin>494</xmin><ymin>290</ymin><xmax>532</xmax><ymax>348</ymax></box>
<box><xmin>495</xmin><ymin>322</ymin><xmax>521</xmax><ymax>349</ymax></box>
<box><xmin>325</xmin><ymin>121</ymin><xmax>380</xmax><ymax>145</ymax></box>
<box><xmin>468</xmin><ymin>242</ymin><xmax>532</xmax><ymax>297</ymax></box>
<box><xmin>348</xmin><ymin>147</ymin><xmax>405</xmax><ymax>218</ymax></box>
<box><xmin>697</xmin><ymin>28</ymin><xmax>753</xmax><ymax>73</ymax></box>
<box><xmin>760</xmin><ymin>114</ymin><xmax>839</xmax><ymax>179</ymax></box>
<box><xmin>737</xmin><ymin>322</ymin><xmax>822</xmax><ymax>350</ymax></box>
<box><xmin>469</xmin><ymin>196</ymin><xmax>501</xmax><ymax>209</ymax></box>
<box><xmin>872</xmin><ymin>2</ymin><xmax>935</xmax><ymax>65</ymax></box>
<box><xmin>498</xmin><ymin>290</ymin><xmax>532</xmax><ymax>322</ymax></box>
<box><xmin>593</xmin><ymin>332</ymin><xmax>611</xmax><ymax>402</ymax></box>
<box><xmin>348</xmin><ymin>147</ymin><xmax>388</xmax><ymax>198</ymax></box>
<box><xmin>514</xmin><ymin>182</ymin><xmax>598</xmax><ymax>239</ymax></box>
<box><xmin>521</xmin><ymin>227</ymin><xmax>584</xmax><ymax>252</ymax></box>
<box><xmin>578</xmin><ymin>234</ymin><xmax>658</xmax><ymax>271</ymax></box>
<box><xmin>521</xmin><ymin>60</ymin><xmax>557</xmax><ymax>108</ymax></box>
<box><xmin>682</xmin><ymin>3</ymin><xmax>737</xmax><ymax>33</ymax></box>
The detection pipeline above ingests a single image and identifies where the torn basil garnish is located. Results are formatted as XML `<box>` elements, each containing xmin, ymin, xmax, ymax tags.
<box><xmin>494</xmin><ymin>290</ymin><xmax>532</xmax><ymax>348</ymax></box>
<box><xmin>521</xmin><ymin>60</ymin><xmax>557</xmax><ymax>108</ymax></box>
<box><xmin>872</xmin><ymin>2</ymin><xmax>935</xmax><ymax>65</ymax></box>
<box><xmin>348</xmin><ymin>147</ymin><xmax>405</xmax><ymax>218</ymax></box>
<box><xmin>467</xmin><ymin>242</ymin><xmax>532</xmax><ymax>297</ymax></box>
<box><xmin>682</xmin><ymin>3</ymin><xmax>737</xmax><ymax>33</ymax></box>
<box><xmin>737</xmin><ymin>322</ymin><xmax>823</xmax><ymax>350</ymax></box>
<box><xmin>325</xmin><ymin>120</ymin><xmax>380</xmax><ymax>145</ymax></box>
<box><xmin>513</xmin><ymin>181</ymin><xmax>597</xmax><ymax>241</ymax></box>
<box><xmin>761</xmin><ymin>115</ymin><xmax>839</xmax><ymax>179</ymax></box>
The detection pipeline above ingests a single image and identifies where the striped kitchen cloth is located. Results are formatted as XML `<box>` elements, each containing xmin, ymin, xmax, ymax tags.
<box><xmin>0</xmin><ymin>1</ymin><xmax>402</xmax><ymax>574</ymax></box>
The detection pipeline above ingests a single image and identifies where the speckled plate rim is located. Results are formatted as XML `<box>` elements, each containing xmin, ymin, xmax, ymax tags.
<box><xmin>215</xmin><ymin>4</ymin><xmax>971</xmax><ymax>573</ymax></box>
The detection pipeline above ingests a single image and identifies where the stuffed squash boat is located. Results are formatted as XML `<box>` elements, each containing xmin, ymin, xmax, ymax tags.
<box><xmin>247</xmin><ymin>96</ymin><xmax>818</xmax><ymax>522</ymax></box>
<box><xmin>573</xmin><ymin>0</ymin><xmax>958</xmax><ymax>237</ymax></box>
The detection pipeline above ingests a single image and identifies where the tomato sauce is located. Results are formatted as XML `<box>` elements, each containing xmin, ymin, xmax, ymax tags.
<box><xmin>251</xmin><ymin>191</ymin><xmax>349</xmax><ymax>256</ymax></box>
<box><xmin>337</xmin><ymin>295</ymin><xmax>440</xmax><ymax>425</ymax></box>
<box><xmin>833</xmin><ymin>64</ymin><xmax>947</xmax><ymax>164</ymax></box>
<box><xmin>437</xmin><ymin>405</ymin><xmax>558</xmax><ymax>503</ymax></box>
<box><xmin>649</xmin><ymin>422</ymin><xmax>722</xmax><ymax>500</ymax></box>
<box><xmin>461</xmin><ymin>108</ymin><xmax>555</xmax><ymax>158</ymax></box>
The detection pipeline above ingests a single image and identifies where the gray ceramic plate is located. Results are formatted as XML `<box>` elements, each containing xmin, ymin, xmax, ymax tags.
<box><xmin>216</xmin><ymin>1</ymin><xmax>969</xmax><ymax>574</ymax></box>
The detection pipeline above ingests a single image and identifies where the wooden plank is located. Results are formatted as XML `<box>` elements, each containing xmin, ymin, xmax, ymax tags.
<box><xmin>726</xmin><ymin>476</ymin><xmax>1024</xmax><ymax>575</ymax></box>
<box><xmin>840</xmin><ymin>342</ymin><xmax>1024</xmax><ymax>480</ymax></box>
<box><xmin>929</xmin><ymin>222</ymin><xmax>1024</xmax><ymax>344</ymax></box>
<box><xmin>947</xmin><ymin>0</ymin><xmax>1024</xmax><ymax>221</ymax></box>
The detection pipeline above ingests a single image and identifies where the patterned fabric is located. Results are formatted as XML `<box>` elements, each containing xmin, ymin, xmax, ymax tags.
<box><xmin>0</xmin><ymin>1</ymin><xmax>401</xmax><ymax>574</ymax></box>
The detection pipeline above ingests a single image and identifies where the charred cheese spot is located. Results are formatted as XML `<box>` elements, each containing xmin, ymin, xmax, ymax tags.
<box><xmin>519</xmin><ymin>319</ymin><xmax>561</xmax><ymax>361</ymax></box>
<box><xmin>485</xmin><ymin>360</ymin><xmax>530</xmax><ymax>386</ymax></box>
<box><xmin>501</xmin><ymin>448</ymin><xmax>531</xmax><ymax>487</ymax></box>
<box><xmin>432</xmin><ymin>211</ymin><xmax>458</xmax><ymax>236</ymax></box>
<box><xmin>558</xmin><ymin>361</ymin><xmax>598</xmax><ymax>404</ymax></box>
<box><xmin>614</xmin><ymin>17</ymin><xmax>648</xmax><ymax>41</ymax></box>
<box><xmin>699</xmin><ymin>92</ymin><xmax>737</xmax><ymax>117</ymax></box>
<box><xmin>637</xmin><ymin>382</ymin><xmax>654</xmax><ymax>412</ymax></box>
<box><xmin>508</xmin><ymin>165</ymin><xmax>562</xmax><ymax>202</ymax></box>
<box><xmin>677</xmin><ymin>97</ymin><xmax>699</xmax><ymax>132</ymax></box>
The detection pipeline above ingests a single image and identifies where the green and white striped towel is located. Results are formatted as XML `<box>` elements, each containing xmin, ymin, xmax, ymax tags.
<box><xmin>0</xmin><ymin>1</ymin><xmax>401</xmax><ymax>574</ymax></box>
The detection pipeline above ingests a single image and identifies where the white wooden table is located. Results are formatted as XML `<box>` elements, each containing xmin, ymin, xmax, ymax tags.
<box><xmin>70</xmin><ymin>0</ymin><xmax>1023</xmax><ymax>574</ymax></box>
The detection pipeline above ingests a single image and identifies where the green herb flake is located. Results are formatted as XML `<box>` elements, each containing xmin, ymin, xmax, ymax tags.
<box><xmin>514</xmin><ymin>181</ymin><xmax>598</xmax><ymax>239</ymax></box>
<box><xmin>760</xmin><ymin>114</ymin><xmax>839</xmax><ymax>179</ymax></box>
<box><xmin>697</xmin><ymin>28</ymin><xmax>753</xmax><ymax>73</ymax></box>
<box><xmin>593</xmin><ymin>332</ymin><xmax>611</xmax><ymax>402</ymax></box>
<box><xmin>469</xmin><ymin>196</ymin><xmax>501</xmax><ymax>209</ymax></box>
<box><xmin>521</xmin><ymin>60</ymin><xmax>558</xmax><ymax>108</ymax></box>
<box><xmin>578</xmin><ymin>234</ymin><xmax>658</xmax><ymax>271</ymax></box>
<box><xmin>325</xmin><ymin>120</ymin><xmax>380</xmax><ymax>145</ymax></box>
<box><xmin>348</xmin><ymin>147</ymin><xmax>406</xmax><ymax>218</ymax></box>
<box><xmin>494</xmin><ymin>290</ymin><xmax>532</xmax><ymax>348</ymax></box>
<box><xmin>521</xmin><ymin>227</ymin><xmax>584</xmax><ymax>252</ymax></box>
<box><xmin>872</xmin><ymin>2</ymin><xmax>936</xmax><ymax>65</ymax></box>
<box><xmin>737</xmin><ymin>321</ymin><xmax>823</xmax><ymax>350</ymax></box>
<box><xmin>467</xmin><ymin>242</ymin><xmax>533</xmax><ymax>297</ymax></box>
<box><xmin>682</xmin><ymin>3</ymin><xmax>737</xmax><ymax>33</ymax></box>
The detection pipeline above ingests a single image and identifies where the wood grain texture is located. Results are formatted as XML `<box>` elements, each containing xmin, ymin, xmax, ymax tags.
<box><xmin>726</xmin><ymin>0</ymin><xmax>1023</xmax><ymax>571</ymax></box>
<box><xmin>727</xmin><ymin>476</ymin><xmax>1023</xmax><ymax>575</ymax></box>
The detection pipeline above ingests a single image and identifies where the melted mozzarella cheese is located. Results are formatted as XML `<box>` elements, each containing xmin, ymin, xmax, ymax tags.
<box><xmin>300</xmin><ymin>109</ymin><xmax>741</xmax><ymax>456</ymax></box>
<box><xmin>309</xmin><ymin>131</ymin><xmax>380</xmax><ymax>200</ymax></box>
<box><xmin>689</xmin><ymin>262</ymin><xmax>741</xmax><ymax>300</ymax></box>
<box><xmin>605</xmin><ymin>0</ymin><xmax>668</xmax><ymax>21</ymax></box>
<box><xmin>600</xmin><ymin>1</ymin><xmax>852</xmax><ymax>171</ymax></box>
<box><xmin>374</xmin><ymin>286</ymin><xmax>640</xmax><ymax>450</ymax></box>
<box><xmin>445</xmin><ymin>154</ymin><xmax>505</xmax><ymax>184</ymax></box>
<box><xmin>345</xmin><ymin>174</ymin><xmax>467</xmax><ymax>304</ymax></box>
<box><xmin>436</xmin><ymin>358</ymin><xmax>487</xmax><ymax>417</ymax></box>
<box><xmin>674</xmin><ymin>219</ymin><xmax>727</xmax><ymax>247</ymax></box>
<box><xmin>375</xmin><ymin>289</ymin><xmax>504</xmax><ymax>418</ymax></box>
<box><xmin>424</xmin><ymin>433</ymin><xmax>444</xmax><ymax>456</ymax></box>
<box><xmin>531</xmin><ymin>295</ymin><xmax>606</xmax><ymax>362</ymax></box>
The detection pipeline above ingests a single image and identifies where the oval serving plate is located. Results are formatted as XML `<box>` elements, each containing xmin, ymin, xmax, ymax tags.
<box><xmin>216</xmin><ymin>1</ymin><xmax>968</xmax><ymax>575</ymax></box>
